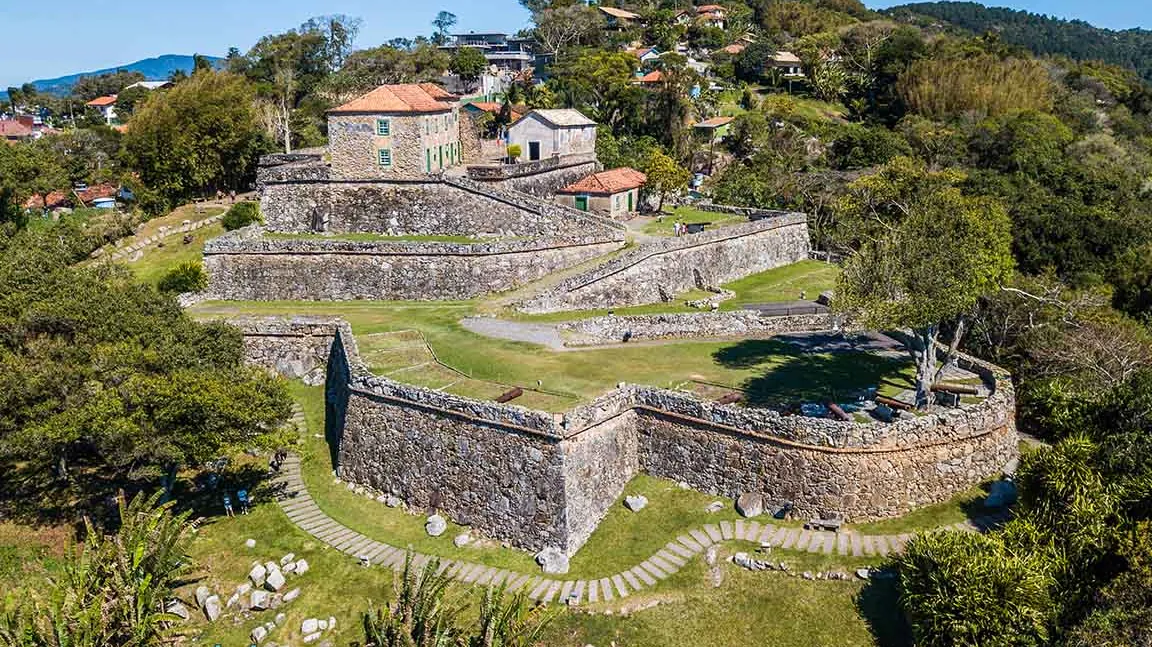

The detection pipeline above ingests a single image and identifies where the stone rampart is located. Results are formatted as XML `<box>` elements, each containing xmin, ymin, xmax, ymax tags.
<box><xmin>203</xmin><ymin>227</ymin><xmax>623</xmax><ymax>301</ymax></box>
<box><xmin>466</xmin><ymin>154</ymin><xmax>600</xmax><ymax>198</ymax></box>
<box><xmin>694</xmin><ymin>203</ymin><xmax>799</xmax><ymax>220</ymax></box>
<box><xmin>517</xmin><ymin>213</ymin><xmax>812</xmax><ymax>313</ymax></box>
<box><xmin>557</xmin><ymin>311</ymin><xmax>836</xmax><ymax>346</ymax></box>
<box><xmin>227</xmin><ymin>316</ymin><xmax>342</xmax><ymax>385</ymax></box>
<box><xmin>229</xmin><ymin>317</ymin><xmax>1017</xmax><ymax>556</ymax></box>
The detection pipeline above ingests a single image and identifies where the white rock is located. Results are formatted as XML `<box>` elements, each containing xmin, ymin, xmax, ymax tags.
<box><xmin>249</xmin><ymin>564</ymin><xmax>267</xmax><ymax>587</ymax></box>
<box><xmin>237</xmin><ymin>583</ymin><xmax>252</xmax><ymax>595</ymax></box>
<box><xmin>453</xmin><ymin>533</ymin><xmax>471</xmax><ymax>547</ymax></box>
<box><xmin>204</xmin><ymin>595</ymin><xmax>221</xmax><ymax>621</ymax></box>
<box><xmin>194</xmin><ymin>585</ymin><xmax>212</xmax><ymax>608</ymax></box>
<box><xmin>264</xmin><ymin>621</ymin><xmax>276</xmax><ymax>632</ymax></box>
<box><xmin>386</xmin><ymin>495</ymin><xmax>402</xmax><ymax>508</ymax></box>
<box><xmin>250</xmin><ymin>590</ymin><xmax>270</xmax><ymax>610</ymax></box>
<box><xmin>678</xmin><ymin>481</ymin><xmax>691</xmax><ymax>490</ymax></box>
<box><xmin>318</xmin><ymin>619</ymin><xmax>329</xmax><ymax>631</ymax></box>
<box><xmin>535</xmin><ymin>547</ymin><xmax>570</xmax><ymax>575</ymax></box>
<box><xmin>303</xmin><ymin>632</ymin><xmax>322</xmax><ymax>644</ymax></box>
<box><xmin>283</xmin><ymin>561</ymin><xmax>297</xmax><ymax>573</ymax></box>
<box><xmin>226</xmin><ymin>593</ymin><xmax>239</xmax><ymax>608</ymax></box>
<box><xmin>624</xmin><ymin>495</ymin><xmax>648</xmax><ymax>512</ymax></box>
<box><xmin>245</xmin><ymin>538</ymin><xmax>257</xmax><ymax>549</ymax></box>
<box><xmin>250</xmin><ymin>625</ymin><xmax>268</xmax><ymax>643</ymax></box>
<box><xmin>425</xmin><ymin>514</ymin><xmax>447</xmax><ymax>537</ymax></box>
<box><xmin>283</xmin><ymin>588</ymin><xmax>301</xmax><ymax>603</ymax></box>
<box><xmin>265</xmin><ymin>569</ymin><xmax>286</xmax><ymax>591</ymax></box>
<box><xmin>274</xmin><ymin>613</ymin><xmax>287</xmax><ymax>626</ymax></box>
<box><xmin>328</xmin><ymin>616</ymin><xmax>337</xmax><ymax>630</ymax></box>
<box><xmin>263</xmin><ymin>561</ymin><xmax>280</xmax><ymax>575</ymax></box>
<box><xmin>165</xmin><ymin>600</ymin><xmax>190</xmax><ymax>621</ymax></box>
<box><xmin>855</xmin><ymin>568</ymin><xmax>871</xmax><ymax>580</ymax></box>
<box><xmin>705</xmin><ymin>545</ymin><xmax>719</xmax><ymax>566</ymax></box>
<box><xmin>294</xmin><ymin>559</ymin><xmax>310</xmax><ymax>575</ymax></box>
<box><xmin>705</xmin><ymin>501</ymin><xmax>725</xmax><ymax>514</ymax></box>
<box><xmin>280</xmin><ymin>553</ymin><xmax>296</xmax><ymax>566</ymax></box>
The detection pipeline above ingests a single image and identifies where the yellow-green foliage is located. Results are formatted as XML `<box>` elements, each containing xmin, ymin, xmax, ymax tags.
<box><xmin>898</xmin><ymin>55</ymin><xmax>1054</xmax><ymax>120</ymax></box>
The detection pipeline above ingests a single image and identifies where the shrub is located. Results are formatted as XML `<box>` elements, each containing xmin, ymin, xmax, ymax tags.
<box><xmin>829</xmin><ymin>123</ymin><xmax>912</xmax><ymax>170</ymax></box>
<box><xmin>222</xmin><ymin>201</ymin><xmax>261</xmax><ymax>231</ymax></box>
<box><xmin>506</xmin><ymin>144</ymin><xmax>522</xmax><ymax>162</ymax></box>
<box><xmin>158</xmin><ymin>260</ymin><xmax>208</xmax><ymax>294</ymax></box>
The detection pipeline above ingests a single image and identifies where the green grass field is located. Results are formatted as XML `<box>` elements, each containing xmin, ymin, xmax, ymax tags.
<box><xmin>194</xmin><ymin>299</ymin><xmax>914</xmax><ymax>411</ymax></box>
<box><xmin>721</xmin><ymin>260</ymin><xmax>840</xmax><ymax>309</ymax></box>
<box><xmin>640</xmin><ymin>206</ymin><xmax>746</xmax><ymax>237</ymax></box>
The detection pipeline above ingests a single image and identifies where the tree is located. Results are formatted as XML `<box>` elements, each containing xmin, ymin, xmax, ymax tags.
<box><xmin>450</xmin><ymin>47</ymin><xmax>489</xmax><ymax>93</ymax></box>
<box><xmin>158</xmin><ymin>261</ymin><xmax>208</xmax><ymax>294</ymax></box>
<box><xmin>115</xmin><ymin>84</ymin><xmax>153</xmax><ymax>118</ymax></box>
<box><xmin>643</xmin><ymin>149</ymin><xmax>690</xmax><ymax>212</ymax></box>
<box><xmin>71</xmin><ymin>70</ymin><xmax>145</xmax><ymax>101</ymax></box>
<box><xmin>833</xmin><ymin>158</ymin><xmax>1015</xmax><ymax>409</ymax></box>
<box><xmin>532</xmin><ymin>4</ymin><xmax>603</xmax><ymax>58</ymax></box>
<box><xmin>432</xmin><ymin>11</ymin><xmax>458</xmax><ymax>45</ymax></box>
<box><xmin>123</xmin><ymin>70</ymin><xmax>269</xmax><ymax>205</ymax></box>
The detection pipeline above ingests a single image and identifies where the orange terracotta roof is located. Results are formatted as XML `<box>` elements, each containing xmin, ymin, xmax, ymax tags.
<box><xmin>329</xmin><ymin>83</ymin><xmax>458</xmax><ymax>114</ymax></box>
<box><xmin>719</xmin><ymin>43</ymin><xmax>745</xmax><ymax>55</ymax></box>
<box><xmin>636</xmin><ymin>70</ymin><xmax>664</xmax><ymax>84</ymax></box>
<box><xmin>559</xmin><ymin>168</ymin><xmax>646</xmax><ymax>195</ymax></box>
<box><xmin>24</xmin><ymin>183</ymin><xmax>117</xmax><ymax>210</ymax></box>
<box><xmin>697</xmin><ymin>4</ymin><xmax>724</xmax><ymax>13</ymax></box>
<box><xmin>695</xmin><ymin>116</ymin><xmax>734</xmax><ymax>128</ymax></box>
<box><xmin>86</xmin><ymin>95</ymin><xmax>117</xmax><ymax>107</ymax></box>
<box><xmin>0</xmin><ymin>120</ymin><xmax>33</xmax><ymax>138</ymax></box>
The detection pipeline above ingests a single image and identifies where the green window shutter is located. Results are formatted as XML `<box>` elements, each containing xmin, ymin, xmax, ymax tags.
<box><xmin>378</xmin><ymin>149</ymin><xmax>392</xmax><ymax>167</ymax></box>
<box><xmin>376</xmin><ymin>119</ymin><xmax>390</xmax><ymax>136</ymax></box>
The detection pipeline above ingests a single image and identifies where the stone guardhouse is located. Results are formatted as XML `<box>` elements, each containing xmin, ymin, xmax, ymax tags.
<box><xmin>555</xmin><ymin>167</ymin><xmax>647</xmax><ymax>219</ymax></box>
<box><xmin>506</xmin><ymin>109</ymin><xmax>597</xmax><ymax>162</ymax></box>
<box><xmin>327</xmin><ymin>83</ymin><xmax>464</xmax><ymax>180</ymax></box>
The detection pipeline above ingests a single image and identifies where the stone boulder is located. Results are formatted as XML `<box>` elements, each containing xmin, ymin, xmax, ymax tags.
<box><xmin>194</xmin><ymin>585</ymin><xmax>212</xmax><ymax>608</ymax></box>
<box><xmin>251</xmin><ymin>625</ymin><xmax>268</xmax><ymax>644</ymax></box>
<box><xmin>624</xmin><ymin>495</ymin><xmax>648</xmax><ymax>512</ymax></box>
<box><xmin>280</xmin><ymin>553</ymin><xmax>296</xmax><ymax>566</ymax></box>
<box><xmin>283</xmin><ymin>588</ymin><xmax>301</xmax><ymax>603</ymax></box>
<box><xmin>250</xmin><ymin>590</ymin><xmax>270</xmax><ymax>611</ymax></box>
<box><xmin>165</xmin><ymin>600</ymin><xmax>190</xmax><ymax>621</ymax></box>
<box><xmin>425</xmin><ymin>514</ymin><xmax>447</xmax><ymax>537</ymax></box>
<box><xmin>535</xmin><ymin>547</ymin><xmax>570</xmax><ymax>575</ymax></box>
<box><xmin>705</xmin><ymin>501</ymin><xmax>724</xmax><ymax>514</ymax></box>
<box><xmin>249</xmin><ymin>563</ymin><xmax>268</xmax><ymax>587</ymax></box>
<box><xmin>454</xmin><ymin>533</ymin><xmax>471</xmax><ymax>548</ymax></box>
<box><xmin>266</xmin><ymin>568</ymin><xmax>286</xmax><ymax>591</ymax></box>
<box><xmin>302</xmin><ymin>618</ymin><xmax>319</xmax><ymax>634</ymax></box>
<box><xmin>204</xmin><ymin>595</ymin><xmax>222</xmax><ymax>622</ymax></box>
<box><xmin>295</xmin><ymin>559</ymin><xmax>310</xmax><ymax>575</ymax></box>
<box><xmin>736</xmin><ymin>493</ymin><xmax>763</xmax><ymax>518</ymax></box>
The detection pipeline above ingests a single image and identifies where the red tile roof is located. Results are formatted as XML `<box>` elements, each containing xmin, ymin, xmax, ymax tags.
<box><xmin>559</xmin><ymin>168</ymin><xmax>647</xmax><ymax>195</ymax></box>
<box><xmin>329</xmin><ymin>83</ymin><xmax>458</xmax><ymax>114</ymax></box>
<box><xmin>636</xmin><ymin>70</ymin><xmax>664</xmax><ymax>84</ymax></box>
<box><xmin>465</xmin><ymin>102</ymin><xmax>524</xmax><ymax>120</ymax></box>
<box><xmin>0</xmin><ymin>120</ymin><xmax>33</xmax><ymax>138</ymax></box>
<box><xmin>719</xmin><ymin>43</ymin><xmax>746</xmax><ymax>55</ymax></box>
<box><xmin>86</xmin><ymin>95</ymin><xmax>117</xmax><ymax>107</ymax></box>
<box><xmin>695</xmin><ymin>116</ymin><xmax>734</xmax><ymax>128</ymax></box>
<box><xmin>24</xmin><ymin>183</ymin><xmax>117</xmax><ymax>210</ymax></box>
<box><xmin>697</xmin><ymin>4</ymin><xmax>724</xmax><ymax>13</ymax></box>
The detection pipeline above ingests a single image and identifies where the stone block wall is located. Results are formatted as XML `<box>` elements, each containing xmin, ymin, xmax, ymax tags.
<box><xmin>518</xmin><ymin>213</ymin><xmax>812</xmax><ymax>313</ymax></box>
<box><xmin>226</xmin><ymin>316</ymin><xmax>342</xmax><ymax>385</ymax></box>
<box><xmin>203</xmin><ymin>229</ymin><xmax>623</xmax><ymax>301</ymax></box>
<box><xmin>557</xmin><ymin>311</ymin><xmax>837</xmax><ymax>346</ymax></box>
<box><xmin>231</xmin><ymin>317</ymin><xmax>1017</xmax><ymax>555</ymax></box>
<box><xmin>466</xmin><ymin>155</ymin><xmax>599</xmax><ymax>198</ymax></box>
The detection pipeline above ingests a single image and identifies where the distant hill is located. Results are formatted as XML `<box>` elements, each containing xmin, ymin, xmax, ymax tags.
<box><xmin>883</xmin><ymin>2</ymin><xmax>1152</xmax><ymax>82</ymax></box>
<box><xmin>2</xmin><ymin>54</ymin><xmax>224</xmax><ymax>98</ymax></box>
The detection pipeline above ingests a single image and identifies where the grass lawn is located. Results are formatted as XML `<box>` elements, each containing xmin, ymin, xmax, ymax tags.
<box><xmin>193</xmin><ymin>300</ymin><xmax>914</xmax><ymax>411</ymax></box>
<box><xmin>721</xmin><ymin>260</ymin><xmax>840</xmax><ymax>309</ymax></box>
<box><xmin>0</xmin><ymin>522</ymin><xmax>69</xmax><ymax>592</ymax></box>
<box><xmin>127</xmin><ymin>221</ymin><xmax>225</xmax><ymax>286</ymax></box>
<box><xmin>640</xmin><ymin>206</ymin><xmax>747</xmax><ymax>237</ymax></box>
<box><xmin>264</xmin><ymin>232</ymin><xmax>481</xmax><ymax>243</ymax></box>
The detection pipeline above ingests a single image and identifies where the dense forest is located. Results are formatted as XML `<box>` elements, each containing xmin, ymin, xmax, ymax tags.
<box><xmin>885</xmin><ymin>1</ymin><xmax>1152</xmax><ymax>82</ymax></box>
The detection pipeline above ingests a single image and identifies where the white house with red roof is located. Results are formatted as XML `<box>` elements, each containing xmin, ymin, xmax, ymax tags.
<box><xmin>86</xmin><ymin>95</ymin><xmax>118</xmax><ymax>125</ymax></box>
<box><xmin>555</xmin><ymin>167</ymin><xmax>646</xmax><ymax>219</ymax></box>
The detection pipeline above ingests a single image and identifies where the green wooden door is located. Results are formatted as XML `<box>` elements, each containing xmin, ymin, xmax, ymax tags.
<box><xmin>575</xmin><ymin>196</ymin><xmax>588</xmax><ymax>211</ymax></box>
<box><xmin>627</xmin><ymin>191</ymin><xmax>633</xmax><ymax>212</ymax></box>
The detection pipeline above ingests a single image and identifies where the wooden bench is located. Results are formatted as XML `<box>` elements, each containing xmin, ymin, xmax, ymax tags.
<box><xmin>495</xmin><ymin>387</ymin><xmax>524</xmax><ymax>403</ymax></box>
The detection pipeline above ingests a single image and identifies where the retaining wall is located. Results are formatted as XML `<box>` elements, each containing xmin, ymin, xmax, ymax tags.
<box><xmin>518</xmin><ymin>213</ymin><xmax>812</xmax><ymax>313</ymax></box>
<box><xmin>557</xmin><ymin>311</ymin><xmax>837</xmax><ymax>346</ymax></box>
<box><xmin>227</xmin><ymin>317</ymin><xmax>1017</xmax><ymax>556</ymax></box>
<box><xmin>203</xmin><ymin>228</ymin><xmax>623</xmax><ymax>301</ymax></box>
<box><xmin>466</xmin><ymin>154</ymin><xmax>600</xmax><ymax>198</ymax></box>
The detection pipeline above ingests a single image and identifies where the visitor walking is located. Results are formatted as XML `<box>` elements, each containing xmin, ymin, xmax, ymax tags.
<box><xmin>237</xmin><ymin>489</ymin><xmax>250</xmax><ymax>515</ymax></box>
<box><xmin>223</xmin><ymin>493</ymin><xmax>235</xmax><ymax>518</ymax></box>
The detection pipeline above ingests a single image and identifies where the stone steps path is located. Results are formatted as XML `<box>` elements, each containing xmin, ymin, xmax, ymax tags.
<box><xmin>270</xmin><ymin>404</ymin><xmax>1007</xmax><ymax>606</ymax></box>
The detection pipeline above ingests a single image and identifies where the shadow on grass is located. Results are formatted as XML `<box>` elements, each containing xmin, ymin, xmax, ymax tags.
<box><xmin>711</xmin><ymin>338</ymin><xmax>914</xmax><ymax>409</ymax></box>
<box><xmin>856</xmin><ymin>576</ymin><xmax>913</xmax><ymax>647</ymax></box>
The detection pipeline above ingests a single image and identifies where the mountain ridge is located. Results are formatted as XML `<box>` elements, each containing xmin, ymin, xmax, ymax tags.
<box><xmin>3</xmin><ymin>54</ymin><xmax>224</xmax><ymax>99</ymax></box>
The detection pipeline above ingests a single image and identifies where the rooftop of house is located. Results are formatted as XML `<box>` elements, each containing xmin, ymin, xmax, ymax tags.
<box><xmin>719</xmin><ymin>43</ymin><xmax>746</xmax><ymax>55</ymax></box>
<box><xmin>636</xmin><ymin>70</ymin><xmax>664</xmax><ymax>84</ymax></box>
<box><xmin>464</xmin><ymin>102</ymin><xmax>525</xmax><ymax>120</ymax></box>
<box><xmin>329</xmin><ymin>83</ymin><xmax>459</xmax><ymax>115</ymax></box>
<box><xmin>773</xmin><ymin>51</ymin><xmax>802</xmax><ymax>64</ymax></box>
<box><xmin>24</xmin><ymin>183</ymin><xmax>118</xmax><ymax>210</ymax></box>
<box><xmin>124</xmin><ymin>81</ymin><xmax>171</xmax><ymax>91</ymax></box>
<box><xmin>627</xmin><ymin>46</ymin><xmax>659</xmax><ymax>59</ymax></box>
<box><xmin>0</xmin><ymin>120</ymin><xmax>33</xmax><ymax>138</ymax></box>
<box><xmin>697</xmin><ymin>4</ymin><xmax>725</xmax><ymax>13</ymax></box>
<box><xmin>86</xmin><ymin>95</ymin><xmax>117</xmax><ymax>107</ymax></box>
<box><xmin>599</xmin><ymin>6</ymin><xmax>641</xmax><ymax>19</ymax></box>
<box><xmin>694</xmin><ymin>116</ymin><xmax>734</xmax><ymax>128</ymax></box>
<box><xmin>513</xmin><ymin>108</ymin><xmax>596</xmax><ymax>128</ymax></box>
<box><xmin>559</xmin><ymin>167</ymin><xmax>647</xmax><ymax>195</ymax></box>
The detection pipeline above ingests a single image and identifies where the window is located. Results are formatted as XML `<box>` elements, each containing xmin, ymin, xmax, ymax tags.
<box><xmin>378</xmin><ymin>149</ymin><xmax>392</xmax><ymax>167</ymax></box>
<box><xmin>376</xmin><ymin>119</ymin><xmax>391</xmax><ymax>136</ymax></box>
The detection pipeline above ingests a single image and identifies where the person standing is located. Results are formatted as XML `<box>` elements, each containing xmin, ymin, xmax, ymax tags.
<box><xmin>237</xmin><ymin>489</ymin><xmax>250</xmax><ymax>515</ymax></box>
<box><xmin>223</xmin><ymin>493</ymin><xmax>235</xmax><ymax>518</ymax></box>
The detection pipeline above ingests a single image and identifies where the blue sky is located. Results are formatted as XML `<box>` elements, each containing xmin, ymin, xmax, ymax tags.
<box><xmin>0</xmin><ymin>0</ymin><xmax>1147</xmax><ymax>89</ymax></box>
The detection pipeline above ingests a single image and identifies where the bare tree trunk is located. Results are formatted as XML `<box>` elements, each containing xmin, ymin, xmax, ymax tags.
<box><xmin>933</xmin><ymin>316</ymin><xmax>967</xmax><ymax>384</ymax></box>
<box><xmin>911</xmin><ymin>324</ymin><xmax>940</xmax><ymax>410</ymax></box>
<box><xmin>281</xmin><ymin>95</ymin><xmax>292</xmax><ymax>154</ymax></box>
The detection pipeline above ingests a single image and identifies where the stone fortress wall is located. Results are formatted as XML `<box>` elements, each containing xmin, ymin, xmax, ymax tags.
<box><xmin>227</xmin><ymin>317</ymin><xmax>1018</xmax><ymax>557</ymax></box>
<box><xmin>203</xmin><ymin>155</ymin><xmax>628</xmax><ymax>302</ymax></box>
<box><xmin>465</xmin><ymin>153</ymin><xmax>600</xmax><ymax>198</ymax></box>
<box><xmin>517</xmin><ymin>212</ymin><xmax>813</xmax><ymax>313</ymax></box>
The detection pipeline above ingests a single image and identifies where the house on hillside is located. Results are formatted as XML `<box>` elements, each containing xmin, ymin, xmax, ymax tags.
<box><xmin>439</xmin><ymin>33</ymin><xmax>535</xmax><ymax>72</ymax></box>
<box><xmin>123</xmin><ymin>81</ymin><xmax>172</xmax><ymax>91</ymax></box>
<box><xmin>770</xmin><ymin>51</ymin><xmax>804</xmax><ymax>77</ymax></box>
<box><xmin>506</xmin><ymin>109</ymin><xmax>596</xmax><ymax>163</ymax></box>
<box><xmin>696</xmin><ymin>4</ymin><xmax>727</xmax><ymax>29</ymax></box>
<box><xmin>463</xmin><ymin>102</ymin><xmax>525</xmax><ymax>123</ymax></box>
<box><xmin>599</xmin><ymin>6</ymin><xmax>642</xmax><ymax>28</ymax></box>
<box><xmin>634</xmin><ymin>70</ymin><xmax>664</xmax><ymax>87</ymax></box>
<box><xmin>626</xmin><ymin>46</ymin><xmax>662</xmax><ymax>65</ymax></box>
<box><xmin>556</xmin><ymin>167</ymin><xmax>646</xmax><ymax>219</ymax></box>
<box><xmin>86</xmin><ymin>95</ymin><xmax>118</xmax><ymax>125</ymax></box>
<box><xmin>327</xmin><ymin>83</ymin><xmax>463</xmax><ymax>180</ymax></box>
<box><xmin>693</xmin><ymin>116</ymin><xmax>734</xmax><ymax>142</ymax></box>
<box><xmin>0</xmin><ymin>119</ymin><xmax>33</xmax><ymax>142</ymax></box>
